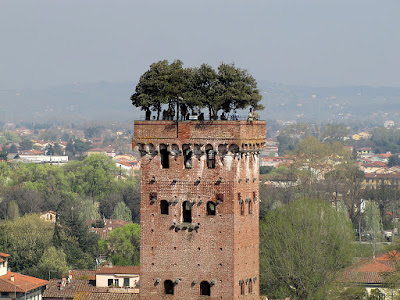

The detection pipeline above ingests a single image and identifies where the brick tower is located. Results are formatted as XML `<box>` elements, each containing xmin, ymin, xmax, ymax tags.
<box><xmin>133</xmin><ymin>120</ymin><xmax>266</xmax><ymax>300</ymax></box>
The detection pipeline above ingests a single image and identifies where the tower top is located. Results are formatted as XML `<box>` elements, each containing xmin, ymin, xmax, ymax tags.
<box><xmin>133</xmin><ymin>120</ymin><xmax>266</xmax><ymax>152</ymax></box>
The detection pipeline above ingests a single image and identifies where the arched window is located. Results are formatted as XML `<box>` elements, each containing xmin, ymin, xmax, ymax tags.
<box><xmin>183</xmin><ymin>144</ymin><xmax>192</xmax><ymax>169</ymax></box>
<box><xmin>206</xmin><ymin>144</ymin><xmax>215</xmax><ymax>169</ymax></box>
<box><xmin>164</xmin><ymin>280</ymin><xmax>174</xmax><ymax>295</ymax></box>
<box><xmin>207</xmin><ymin>201</ymin><xmax>216</xmax><ymax>216</ymax></box>
<box><xmin>200</xmin><ymin>281</ymin><xmax>211</xmax><ymax>296</ymax></box>
<box><xmin>183</xmin><ymin>201</ymin><xmax>192</xmax><ymax>223</ymax></box>
<box><xmin>239</xmin><ymin>280</ymin><xmax>245</xmax><ymax>295</ymax></box>
<box><xmin>229</xmin><ymin>144</ymin><xmax>239</xmax><ymax>155</ymax></box>
<box><xmin>160</xmin><ymin>144</ymin><xmax>169</xmax><ymax>169</ymax></box>
<box><xmin>160</xmin><ymin>200</ymin><xmax>169</xmax><ymax>215</ymax></box>
<box><xmin>248</xmin><ymin>279</ymin><xmax>253</xmax><ymax>294</ymax></box>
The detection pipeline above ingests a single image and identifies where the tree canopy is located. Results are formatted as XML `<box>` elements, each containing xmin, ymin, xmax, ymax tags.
<box><xmin>260</xmin><ymin>198</ymin><xmax>355</xmax><ymax>299</ymax></box>
<box><xmin>131</xmin><ymin>60</ymin><xmax>263</xmax><ymax>120</ymax></box>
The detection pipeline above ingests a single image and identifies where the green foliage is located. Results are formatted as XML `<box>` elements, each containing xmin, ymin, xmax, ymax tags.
<box><xmin>0</xmin><ymin>153</ymin><xmax>141</xmax><ymax>273</ymax></box>
<box><xmin>0</xmin><ymin>131</ymin><xmax>21</xmax><ymax>144</ymax></box>
<box><xmin>65</xmin><ymin>139</ymin><xmax>92</xmax><ymax>156</ymax></box>
<box><xmin>330</xmin><ymin>285</ymin><xmax>367</xmax><ymax>300</ymax></box>
<box><xmin>106</xmin><ymin>223</ymin><xmax>140</xmax><ymax>266</ymax></box>
<box><xmin>19</xmin><ymin>139</ymin><xmax>33</xmax><ymax>151</ymax></box>
<box><xmin>364</xmin><ymin>201</ymin><xmax>383</xmax><ymax>258</ymax></box>
<box><xmin>27</xmin><ymin>246</ymin><xmax>70</xmax><ymax>280</ymax></box>
<box><xmin>112</xmin><ymin>201</ymin><xmax>132</xmax><ymax>222</ymax></box>
<box><xmin>54</xmin><ymin>196</ymin><xmax>99</xmax><ymax>269</ymax></box>
<box><xmin>388</xmin><ymin>155</ymin><xmax>400</xmax><ymax>167</ymax></box>
<box><xmin>368</xmin><ymin>288</ymin><xmax>385</xmax><ymax>300</ymax></box>
<box><xmin>321</xmin><ymin>124</ymin><xmax>350</xmax><ymax>142</ymax></box>
<box><xmin>7</xmin><ymin>200</ymin><xmax>20</xmax><ymax>220</ymax></box>
<box><xmin>370</xmin><ymin>127</ymin><xmax>400</xmax><ymax>154</ymax></box>
<box><xmin>260</xmin><ymin>198</ymin><xmax>355</xmax><ymax>299</ymax></box>
<box><xmin>78</xmin><ymin>198</ymin><xmax>100</xmax><ymax>222</ymax></box>
<box><xmin>0</xmin><ymin>214</ymin><xmax>54</xmax><ymax>272</ymax></box>
<box><xmin>84</xmin><ymin>127</ymin><xmax>102</xmax><ymax>139</ymax></box>
<box><xmin>0</xmin><ymin>161</ymin><xmax>12</xmax><ymax>186</ymax></box>
<box><xmin>259</xmin><ymin>166</ymin><xmax>273</xmax><ymax>174</ymax></box>
<box><xmin>66</xmin><ymin>155</ymin><xmax>118</xmax><ymax>197</ymax></box>
<box><xmin>131</xmin><ymin>60</ymin><xmax>263</xmax><ymax>119</ymax></box>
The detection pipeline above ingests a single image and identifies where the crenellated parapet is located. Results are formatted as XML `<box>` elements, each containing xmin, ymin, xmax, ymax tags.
<box><xmin>133</xmin><ymin>120</ymin><xmax>266</xmax><ymax>157</ymax></box>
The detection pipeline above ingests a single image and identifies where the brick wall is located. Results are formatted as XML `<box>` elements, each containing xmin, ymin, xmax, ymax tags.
<box><xmin>133</xmin><ymin>120</ymin><xmax>266</xmax><ymax>300</ymax></box>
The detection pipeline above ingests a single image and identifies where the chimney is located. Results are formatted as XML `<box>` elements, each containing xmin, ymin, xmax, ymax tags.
<box><xmin>10</xmin><ymin>274</ymin><xmax>14</xmax><ymax>282</ymax></box>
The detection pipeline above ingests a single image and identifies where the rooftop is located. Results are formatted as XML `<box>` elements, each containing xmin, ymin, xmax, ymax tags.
<box><xmin>0</xmin><ymin>272</ymin><xmax>48</xmax><ymax>293</ymax></box>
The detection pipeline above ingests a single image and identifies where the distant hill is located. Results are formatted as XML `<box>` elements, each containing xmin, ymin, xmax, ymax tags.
<box><xmin>0</xmin><ymin>81</ymin><xmax>399</xmax><ymax>124</ymax></box>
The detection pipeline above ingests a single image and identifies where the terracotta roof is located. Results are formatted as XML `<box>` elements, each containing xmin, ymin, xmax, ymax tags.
<box><xmin>358</xmin><ymin>147</ymin><xmax>373</xmax><ymax>151</ymax></box>
<box><xmin>74</xmin><ymin>292</ymin><xmax>139</xmax><ymax>300</ymax></box>
<box><xmin>43</xmin><ymin>278</ymin><xmax>139</xmax><ymax>299</ymax></box>
<box><xmin>0</xmin><ymin>253</ymin><xmax>10</xmax><ymax>258</ymax></box>
<box><xmin>386</xmin><ymin>211</ymin><xmax>400</xmax><ymax>218</ymax></box>
<box><xmin>70</xmin><ymin>270</ymin><xmax>96</xmax><ymax>281</ymax></box>
<box><xmin>338</xmin><ymin>251</ymin><xmax>400</xmax><ymax>284</ymax></box>
<box><xmin>377</xmin><ymin>153</ymin><xmax>393</xmax><ymax>158</ymax></box>
<box><xmin>0</xmin><ymin>272</ymin><xmax>48</xmax><ymax>292</ymax></box>
<box><xmin>362</xmin><ymin>161</ymin><xmax>387</xmax><ymax>167</ymax></box>
<box><xmin>96</xmin><ymin>266</ymin><xmax>139</xmax><ymax>275</ymax></box>
<box><xmin>43</xmin><ymin>279</ymin><xmax>108</xmax><ymax>298</ymax></box>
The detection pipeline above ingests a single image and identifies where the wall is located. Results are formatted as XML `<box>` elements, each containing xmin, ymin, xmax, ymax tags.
<box><xmin>133</xmin><ymin>120</ymin><xmax>266</xmax><ymax>300</ymax></box>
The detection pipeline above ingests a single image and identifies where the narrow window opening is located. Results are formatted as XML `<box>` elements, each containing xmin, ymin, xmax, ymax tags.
<box><xmin>183</xmin><ymin>201</ymin><xmax>192</xmax><ymax>223</ymax></box>
<box><xmin>160</xmin><ymin>144</ymin><xmax>169</xmax><ymax>169</ymax></box>
<box><xmin>164</xmin><ymin>280</ymin><xmax>174</xmax><ymax>295</ymax></box>
<box><xmin>249</xmin><ymin>201</ymin><xmax>252</xmax><ymax>214</ymax></box>
<box><xmin>240</xmin><ymin>281</ymin><xmax>245</xmax><ymax>295</ymax></box>
<box><xmin>108</xmin><ymin>279</ymin><xmax>113</xmax><ymax>287</ymax></box>
<box><xmin>160</xmin><ymin>200</ymin><xmax>169</xmax><ymax>215</ymax></box>
<box><xmin>241</xmin><ymin>203</ymin><xmax>245</xmax><ymax>215</ymax></box>
<box><xmin>248</xmin><ymin>279</ymin><xmax>253</xmax><ymax>294</ymax></box>
<box><xmin>207</xmin><ymin>201</ymin><xmax>216</xmax><ymax>216</ymax></box>
<box><xmin>206</xmin><ymin>144</ymin><xmax>215</xmax><ymax>169</ymax></box>
<box><xmin>150</xmin><ymin>192</ymin><xmax>157</xmax><ymax>203</ymax></box>
<box><xmin>200</xmin><ymin>281</ymin><xmax>211</xmax><ymax>296</ymax></box>
<box><xmin>216</xmin><ymin>193</ymin><xmax>224</xmax><ymax>203</ymax></box>
<box><xmin>183</xmin><ymin>144</ymin><xmax>192</xmax><ymax>169</ymax></box>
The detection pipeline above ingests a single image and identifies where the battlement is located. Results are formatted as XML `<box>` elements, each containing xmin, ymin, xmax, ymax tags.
<box><xmin>133</xmin><ymin>120</ymin><xmax>266</xmax><ymax>152</ymax></box>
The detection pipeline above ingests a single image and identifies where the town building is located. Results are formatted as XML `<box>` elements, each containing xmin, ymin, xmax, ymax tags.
<box><xmin>17</xmin><ymin>155</ymin><xmax>68</xmax><ymax>165</ymax></box>
<box><xmin>43</xmin><ymin>266</ymin><xmax>139</xmax><ymax>300</ymax></box>
<box><xmin>40</xmin><ymin>211</ymin><xmax>57</xmax><ymax>223</ymax></box>
<box><xmin>133</xmin><ymin>120</ymin><xmax>266</xmax><ymax>300</ymax></box>
<box><xmin>338</xmin><ymin>251</ymin><xmax>400</xmax><ymax>298</ymax></box>
<box><xmin>0</xmin><ymin>252</ymin><xmax>48</xmax><ymax>300</ymax></box>
<box><xmin>88</xmin><ymin>219</ymin><xmax>130</xmax><ymax>240</ymax></box>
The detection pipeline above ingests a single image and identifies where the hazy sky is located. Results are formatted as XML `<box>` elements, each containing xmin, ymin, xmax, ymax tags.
<box><xmin>1</xmin><ymin>0</ymin><xmax>399</xmax><ymax>89</ymax></box>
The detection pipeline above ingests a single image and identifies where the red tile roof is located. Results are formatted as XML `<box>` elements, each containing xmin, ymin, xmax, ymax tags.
<box><xmin>70</xmin><ymin>270</ymin><xmax>96</xmax><ymax>281</ymax></box>
<box><xmin>74</xmin><ymin>292</ymin><xmax>139</xmax><ymax>300</ymax></box>
<box><xmin>96</xmin><ymin>266</ymin><xmax>139</xmax><ymax>275</ymax></box>
<box><xmin>43</xmin><ymin>278</ymin><xmax>139</xmax><ymax>299</ymax></box>
<box><xmin>377</xmin><ymin>153</ymin><xmax>393</xmax><ymax>159</ymax></box>
<box><xmin>0</xmin><ymin>253</ymin><xmax>10</xmax><ymax>258</ymax></box>
<box><xmin>338</xmin><ymin>251</ymin><xmax>400</xmax><ymax>284</ymax></box>
<box><xmin>0</xmin><ymin>272</ymin><xmax>48</xmax><ymax>292</ymax></box>
<box><xmin>362</xmin><ymin>161</ymin><xmax>387</xmax><ymax>167</ymax></box>
<box><xmin>43</xmin><ymin>279</ymin><xmax>107</xmax><ymax>299</ymax></box>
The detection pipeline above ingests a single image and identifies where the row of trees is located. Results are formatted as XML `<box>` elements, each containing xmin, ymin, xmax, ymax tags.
<box><xmin>131</xmin><ymin>60</ymin><xmax>264</xmax><ymax>120</ymax></box>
